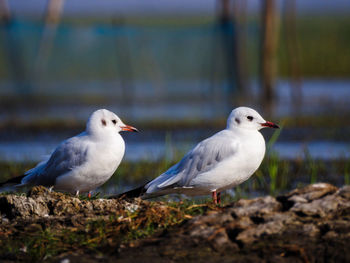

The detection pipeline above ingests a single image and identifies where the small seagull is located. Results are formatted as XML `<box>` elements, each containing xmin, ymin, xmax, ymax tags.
<box><xmin>116</xmin><ymin>107</ymin><xmax>279</xmax><ymax>204</ymax></box>
<box><xmin>0</xmin><ymin>109</ymin><xmax>138</xmax><ymax>196</ymax></box>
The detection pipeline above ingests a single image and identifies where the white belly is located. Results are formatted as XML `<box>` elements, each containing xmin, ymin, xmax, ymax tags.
<box><xmin>55</xmin><ymin>138</ymin><xmax>125</xmax><ymax>193</ymax></box>
<box><xmin>188</xmin><ymin>133</ymin><xmax>266</xmax><ymax>194</ymax></box>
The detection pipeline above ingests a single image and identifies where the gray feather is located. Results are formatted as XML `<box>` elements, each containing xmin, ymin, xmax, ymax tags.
<box><xmin>22</xmin><ymin>133</ymin><xmax>89</xmax><ymax>186</ymax></box>
<box><xmin>147</xmin><ymin>130</ymin><xmax>237</xmax><ymax>192</ymax></box>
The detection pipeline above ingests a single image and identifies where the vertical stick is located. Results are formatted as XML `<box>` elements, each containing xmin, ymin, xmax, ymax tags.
<box><xmin>0</xmin><ymin>0</ymin><xmax>31</xmax><ymax>95</ymax></box>
<box><xmin>113</xmin><ymin>18</ymin><xmax>134</xmax><ymax>114</ymax></box>
<box><xmin>260</xmin><ymin>0</ymin><xmax>280</xmax><ymax>113</ymax></box>
<box><xmin>0</xmin><ymin>0</ymin><xmax>10</xmax><ymax>22</ymax></box>
<box><xmin>217</xmin><ymin>0</ymin><xmax>240</xmax><ymax>109</ymax></box>
<box><xmin>45</xmin><ymin>0</ymin><xmax>64</xmax><ymax>24</ymax></box>
<box><xmin>219</xmin><ymin>0</ymin><xmax>235</xmax><ymax>94</ymax></box>
<box><xmin>232</xmin><ymin>0</ymin><xmax>248</xmax><ymax>99</ymax></box>
<box><xmin>35</xmin><ymin>0</ymin><xmax>65</xmax><ymax>84</ymax></box>
<box><xmin>284</xmin><ymin>0</ymin><xmax>302</xmax><ymax>113</ymax></box>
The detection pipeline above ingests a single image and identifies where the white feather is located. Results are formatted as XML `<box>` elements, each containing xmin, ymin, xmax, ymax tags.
<box><xmin>144</xmin><ymin>107</ymin><xmax>273</xmax><ymax>198</ymax></box>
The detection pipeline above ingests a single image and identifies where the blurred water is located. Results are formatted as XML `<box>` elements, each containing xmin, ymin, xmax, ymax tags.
<box><xmin>1</xmin><ymin>79</ymin><xmax>350</xmax><ymax>123</ymax></box>
<box><xmin>0</xmin><ymin>74</ymin><xmax>349</xmax><ymax>163</ymax></box>
<box><xmin>0</xmin><ymin>137</ymin><xmax>349</xmax><ymax>163</ymax></box>
<box><xmin>8</xmin><ymin>0</ymin><xmax>350</xmax><ymax>16</ymax></box>
<box><xmin>0</xmin><ymin>78</ymin><xmax>350</xmax><ymax>163</ymax></box>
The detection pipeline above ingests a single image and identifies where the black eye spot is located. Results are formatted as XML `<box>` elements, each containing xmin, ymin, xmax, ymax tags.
<box><xmin>235</xmin><ymin>118</ymin><xmax>240</xmax><ymax>124</ymax></box>
<box><xmin>112</xmin><ymin>119</ymin><xmax>117</xmax><ymax>125</ymax></box>
<box><xmin>247</xmin><ymin>116</ymin><xmax>253</xmax><ymax>121</ymax></box>
<box><xmin>101</xmin><ymin>119</ymin><xmax>107</xmax><ymax>126</ymax></box>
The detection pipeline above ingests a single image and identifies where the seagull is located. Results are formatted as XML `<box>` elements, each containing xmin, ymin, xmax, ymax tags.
<box><xmin>116</xmin><ymin>107</ymin><xmax>279</xmax><ymax>204</ymax></box>
<box><xmin>0</xmin><ymin>109</ymin><xmax>138</xmax><ymax>196</ymax></box>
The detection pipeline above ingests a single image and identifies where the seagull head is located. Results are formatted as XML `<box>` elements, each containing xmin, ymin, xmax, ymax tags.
<box><xmin>227</xmin><ymin>107</ymin><xmax>279</xmax><ymax>131</ymax></box>
<box><xmin>87</xmin><ymin>109</ymin><xmax>138</xmax><ymax>137</ymax></box>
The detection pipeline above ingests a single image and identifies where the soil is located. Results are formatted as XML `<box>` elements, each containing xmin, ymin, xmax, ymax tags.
<box><xmin>0</xmin><ymin>183</ymin><xmax>349</xmax><ymax>262</ymax></box>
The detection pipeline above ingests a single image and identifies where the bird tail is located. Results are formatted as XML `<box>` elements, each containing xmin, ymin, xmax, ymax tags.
<box><xmin>0</xmin><ymin>174</ymin><xmax>26</xmax><ymax>188</ymax></box>
<box><xmin>109</xmin><ymin>184</ymin><xmax>148</xmax><ymax>199</ymax></box>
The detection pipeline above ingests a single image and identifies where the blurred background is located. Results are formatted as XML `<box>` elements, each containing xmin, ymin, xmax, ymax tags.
<box><xmin>0</xmin><ymin>0</ymin><xmax>350</xmax><ymax>199</ymax></box>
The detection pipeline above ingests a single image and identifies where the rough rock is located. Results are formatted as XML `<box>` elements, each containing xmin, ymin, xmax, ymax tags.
<box><xmin>0</xmin><ymin>183</ymin><xmax>350</xmax><ymax>263</ymax></box>
<box><xmin>117</xmin><ymin>183</ymin><xmax>350</xmax><ymax>263</ymax></box>
<box><xmin>0</xmin><ymin>186</ymin><xmax>135</xmax><ymax>220</ymax></box>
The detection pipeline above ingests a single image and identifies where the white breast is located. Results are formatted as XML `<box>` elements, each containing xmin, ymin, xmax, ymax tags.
<box><xmin>55</xmin><ymin>134</ymin><xmax>125</xmax><ymax>193</ymax></box>
<box><xmin>189</xmin><ymin>130</ymin><xmax>266</xmax><ymax>194</ymax></box>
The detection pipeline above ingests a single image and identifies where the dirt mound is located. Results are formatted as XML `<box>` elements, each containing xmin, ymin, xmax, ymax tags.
<box><xmin>1</xmin><ymin>183</ymin><xmax>350</xmax><ymax>262</ymax></box>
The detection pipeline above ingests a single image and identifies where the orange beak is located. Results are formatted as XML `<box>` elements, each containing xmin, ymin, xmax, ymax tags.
<box><xmin>120</xmin><ymin>125</ymin><xmax>139</xmax><ymax>132</ymax></box>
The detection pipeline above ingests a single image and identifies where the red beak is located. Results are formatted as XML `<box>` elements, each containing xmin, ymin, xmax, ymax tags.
<box><xmin>121</xmin><ymin>125</ymin><xmax>139</xmax><ymax>132</ymax></box>
<box><xmin>261</xmin><ymin>121</ymin><xmax>279</xmax><ymax>129</ymax></box>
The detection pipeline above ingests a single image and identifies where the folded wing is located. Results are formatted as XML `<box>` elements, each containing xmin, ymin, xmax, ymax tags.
<box><xmin>22</xmin><ymin>135</ymin><xmax>89</xmax><ymax>187</ymax></box>
<box><xmin>146</xmin><ymin>130</ymin><xmax>238</xmax><ymax>194</ymax></box>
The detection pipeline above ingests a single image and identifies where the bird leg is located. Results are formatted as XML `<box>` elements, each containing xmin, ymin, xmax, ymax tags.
<box><xmin>75</xmin><ymin>190</ymin><xmax>79</xmax><ymax>197</ymax></box>
<box><xmin>212</xmin><ymin>191</ymin><xmax>218</xmax><ymax>205</ymax></box>
<box><xmin>212</xmin><ymin>191</ymin><xmax>221</xmax><ymax>205</ymax></box>
<box><xmin>88</xmin><ymin>191</ymin><xmax>92</xmax><ymax>199</ymax></box>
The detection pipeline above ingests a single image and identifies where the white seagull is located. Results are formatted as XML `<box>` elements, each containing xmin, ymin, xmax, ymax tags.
<box><xmin>0</xmin><ymin>109</ymin><xmax>138</xmax><ymax>196</ymax></box>
<box><xmin>117</xmin><ymin>107</ymin><xmax>279</xmax><ymax>204</ymax></box>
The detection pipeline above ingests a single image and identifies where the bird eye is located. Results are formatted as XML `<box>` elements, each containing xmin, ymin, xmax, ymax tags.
<box><xmin>112</xmin><ymin>119</ymin><xmax>117</xmax><ymax>125</ymax></box>
<box><xmin>247</xmin><ymin>116</ymin><xmax>253</xmax><ymax>121</ymax></box>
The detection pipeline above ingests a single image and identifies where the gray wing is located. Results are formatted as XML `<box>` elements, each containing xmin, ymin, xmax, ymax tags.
<box><xmin>22</xmin><ymin>134</ymin><xmax>89</xmax><ymax>186</ymax></box>
<box><xmin>146</xmin><ymin>130</ymin><xmax>238</xmax><ymax>193</ymax></box>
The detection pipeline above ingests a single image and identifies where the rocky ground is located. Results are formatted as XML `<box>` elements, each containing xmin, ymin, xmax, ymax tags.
<box><xmin>0</xmin><ymin>183</ymin><xmax>350</xmax><ymax>262</ymax></box>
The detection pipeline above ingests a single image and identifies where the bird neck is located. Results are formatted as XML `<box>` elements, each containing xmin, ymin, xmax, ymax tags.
<box><xmin>86</xmin><ymin>128</ymin><xmax>120</xmax><ymax>142</ymax></box>
<box><xmin>228</xmin><ymin>126</ymin><xmax>258</xmax><ymax>135</ymax></box>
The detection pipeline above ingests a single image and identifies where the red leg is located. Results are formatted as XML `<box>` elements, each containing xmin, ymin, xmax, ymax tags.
<box><xmin>88</xmin><ymin>192</ymin><xmax>92</xmax><ymax>199</ymax></box>
<box><xmin>212</xmin><ymin>191</ymin><xmax>218</xmax><ymax>205</ymax></box>
<box><xmin>217</xmin><ymin>192</ymin><xmax>221</xmax><ymax>204</ymax></box>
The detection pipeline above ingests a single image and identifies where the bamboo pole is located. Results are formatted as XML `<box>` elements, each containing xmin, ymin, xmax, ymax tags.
<box><xmin>260</xmin><ymin>0</ymin><xmax>280</xmax><ymax>112</ymax></box>
<box><xmin>0</xmin><ymin>0</ymin><xmax>31</xmax><ymax>95</ymax></box>
<box><xmin>45</xmin><ymin>0</ymin><xmax>64</xmax><ymax>24</ymax></box>
<box><xmin>0</xmin><ymin>0</ymin><xmax>10</xmax><ymax>22</ymax></box>
<box><xmin>113</xmin><ymin>18</ymin><xmax>135</xmax><ymax>110</ymax></box>
<box><xmin>232</xmin><ymin>0</ymin><xmax>248</xmax><ymax>98</ymax></box>
<box><xmin>284</xmin><ymin>0</ymin><xmax>302</xmax><ymax>112</ymax></box>
<box><xmin>35</xmin><ymin>0</ymin><xmax>65</xmax><ymax>85</ymax></box>
<box><xmin>217</xmin><ymin>0</ymin><xmax>239</xmax><ymax>108</ymax></box>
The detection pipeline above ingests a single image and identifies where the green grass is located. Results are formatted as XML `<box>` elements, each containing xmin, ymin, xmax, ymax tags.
<box><xmin>0</xmin><ymin>15</ymin><xmax>349</xmax><ymax>81</ymax></box>
<box><xmin>279</xmin><ymin>15</ymin><xmax>350</xmax><ymax>78</ymax></box>
<box><xmin>1</xmin><ymin>152</ymin><xmax>349</xmax><ymax>200</ymax></box>
<box><xmin>1</xmin><ymin>154</ymin><xmax>349</xmax><ymax>261</ymax></box>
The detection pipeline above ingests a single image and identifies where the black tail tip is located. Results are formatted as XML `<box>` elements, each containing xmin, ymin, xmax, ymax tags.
<box><xmin>108</xmin><ymin>185</ymin><xmax>146</xmax><ymax>200</ymax></box>
<box><xmin>0</xmin><ymin>174</ymin><xmax>26</xmax><ymax>187</ymax></box>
